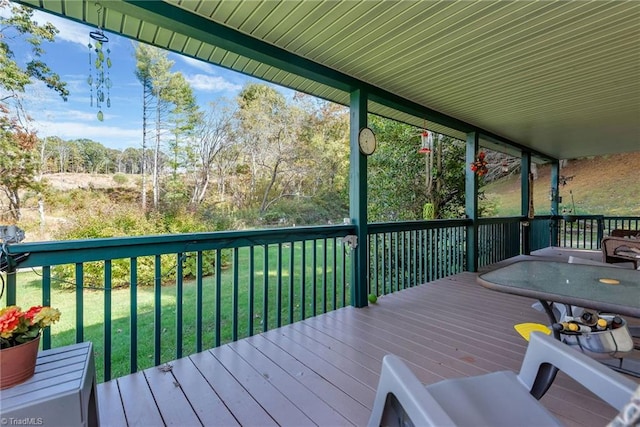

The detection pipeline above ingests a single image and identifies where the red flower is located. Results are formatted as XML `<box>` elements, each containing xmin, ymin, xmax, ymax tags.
<box><xmin>24</xmin><ymin>306</ymin><xmax>43</xmax><ymax>325</ymax></box>
<box><xmin>0</xmin><ymin>307</ymin><xmax>23</xmax><ymax>338</ymax></box>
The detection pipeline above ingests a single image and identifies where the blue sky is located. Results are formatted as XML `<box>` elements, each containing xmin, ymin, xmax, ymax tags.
<box><xmin>12</xmin><ymin>7</ymin><xmax>270</xmax><ymax>150</ymax></box>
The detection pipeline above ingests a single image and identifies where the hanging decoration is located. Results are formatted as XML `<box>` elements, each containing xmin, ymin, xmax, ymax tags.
<box><xmin>87</xmin><ymin>3</ymin><xmax>112</xmax><ymax>121</ymax></box>
<box><xmin>470</xmin><ymin>151</ymin><xmax>488</xmax><ymax>176</ymax></box>
<box><xmin>418</xmin><ymin>120</ymin><xmax>433</xmax><ymax>154</ymax></box>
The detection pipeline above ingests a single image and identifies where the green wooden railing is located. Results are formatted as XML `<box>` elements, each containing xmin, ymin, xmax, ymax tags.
<box><xmin>477</xmin><ymin>217</ymin><xmax>522</xmax><ymax>268</ymax></box>
<box><xmin>529</xmin><ymin>216</ymin><xmax>554</xmax><ymax>251</ymax></box>
<box><xmin>557</xmin><ymin>215</ymin><xmax>604</xmax><ymax>249</ymax></box>
<box><xmin>4</xmin><ymin>214</ymin><xmax>615</xmax><ymax>383</ymax></box>
<box><xmin>529</xmin><ymin>215</ymin><xmax>640</xmax><ymax>250</ymax></box>
<box><xmin>367</xmin><ymin>220</ymin><xmax>468</xmax><ymax>296</ymax></box>
<box><xmin>3</xmin><ymin>226</ymin><xmax>353</xmax><ymax>382</ymax></box>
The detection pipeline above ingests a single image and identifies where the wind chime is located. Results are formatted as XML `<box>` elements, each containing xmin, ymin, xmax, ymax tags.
<box><xmin>87</xmin><ymin>3</ymin><xmax>112</xmax><ymax>121</ymax></box>
<box><xmin>418</xmin><ymin>120</ymin><xmax>433</xmax><ymax>154</ymax></box>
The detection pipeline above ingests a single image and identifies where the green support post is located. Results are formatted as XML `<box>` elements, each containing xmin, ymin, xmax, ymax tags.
<box><xmin>349</xmin><ymin>89</ymin><xmax>369</xmax><ymax>308</ymax></box>
<box><xmin>521</xmin><ymin>152</ymin><xmax>532</xmax><ymax>255</ymax></box>
<box><xmin>550</xmin><ymin>160</ymin><xmax>561</xmax><ymax>246</ymax></box>
<box><xmin>465</xmin><ymin>132</ymin><xmax>479</xmax><ymax>272</ymax></box>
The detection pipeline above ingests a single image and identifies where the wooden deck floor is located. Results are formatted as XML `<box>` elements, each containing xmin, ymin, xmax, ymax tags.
<box><xmin>96</xmin><ymin>249</ymin><xmax>639</xmax><ymax>426</ymax></box>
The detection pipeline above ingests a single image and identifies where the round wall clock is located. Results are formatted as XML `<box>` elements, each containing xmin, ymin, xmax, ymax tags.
<box><xmin>358</xmin><ymin>127</ymin><xmax>377</xmax><ymax>155</ymax></box>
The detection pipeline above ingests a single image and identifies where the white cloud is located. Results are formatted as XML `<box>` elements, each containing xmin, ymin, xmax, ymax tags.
<box><xmin>33</xmin><ymin>119</ymin><xmax>141</xmax><ymax>150</ymax></box>
<box><xmin>178</xmin><ymin>56</ymin><xmax>217</xmax><ymax>74</ymax></box>
<box><xmin>33</xmin><ymin>10</ymin><xmax>90</xmax><ymax>48</ymax></box>
<box><xmin>185</xmin><ymin>74</ymin><xmax>242</xmax><ymax>93</ymax></box>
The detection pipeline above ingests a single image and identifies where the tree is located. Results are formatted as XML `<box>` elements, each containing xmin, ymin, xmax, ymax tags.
<box><xmin>189</xmin><ymin>99</ymin><xmax>234</xmax><ymax>207</ymax></box>
<box><xmin>134</xmin><ymin>43</ymin><xmax>158</xmax><ymax>211</ymax></box>
<box><xmin>367</xmin><ymin>116</ymin><xmax>467</xmax><ymax>221</ymax></box>
<box><xmin>235</xmin><ymin>83</ymin><xmax>304</xmax><ymax>216</ymax></box>
<box><xmin>291</xmin><ymin>94</ymin><xmax>350</xmax><ymax>222</ymax></box>
<box><xmin>0</xmin><ymin>1</ymin><xmax>68</xmax><ymax>221</ymax></box>
<box><xmin>135</xmin><ymin>43</ymin><xmax>198</xmax><ymax>210</ymax></box>
<box><xmin>164</xmin><ymin>71</ymin><xmax>199</xmax><ymax>209</ymax></box>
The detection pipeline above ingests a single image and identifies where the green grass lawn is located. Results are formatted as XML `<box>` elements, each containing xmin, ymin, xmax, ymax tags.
<box><xmin>5</xmin><ymin>241</ymin><xmax>352</xmax><ymax>381</ymax></box>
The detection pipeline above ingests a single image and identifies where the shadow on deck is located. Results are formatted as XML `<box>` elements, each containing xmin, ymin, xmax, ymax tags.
<box><xmin>97</xmin><ymin>248</ymin><xmax>639</xmax><ymax>426</ymax></box>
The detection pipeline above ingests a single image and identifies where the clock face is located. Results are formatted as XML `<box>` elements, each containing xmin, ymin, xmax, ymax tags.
<box><xmin>358</xmin><ymin>127</ymin><xmax>376</xmax><ymax>155</ymax></box>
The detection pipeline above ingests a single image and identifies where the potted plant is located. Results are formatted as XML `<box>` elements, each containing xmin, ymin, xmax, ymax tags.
<box><xmin>0</xmin><ymin>305</ymin><xmax>61</xmax><ymax>389</ymax></box>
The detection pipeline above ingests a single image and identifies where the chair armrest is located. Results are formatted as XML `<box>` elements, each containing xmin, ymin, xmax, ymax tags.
<box><xmin>518</xmin><ymin>332</ymin><xmax>637</xmax><ymax>411</ymax></box>
<box><xmin>367</xmin><ymin>355</ymin><xmax>456</xmax><ymax>427</ymax></box>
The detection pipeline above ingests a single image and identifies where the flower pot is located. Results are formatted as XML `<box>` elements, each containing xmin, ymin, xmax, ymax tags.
<box><xmin>0</xmin><ymin>335</ymin><xmax>40</xmax><ymax>389</ymax></box>
<box><xmin>563</xmin><ymin>214</ymin><xmax>577</xmax><ymax>223</ymax></box>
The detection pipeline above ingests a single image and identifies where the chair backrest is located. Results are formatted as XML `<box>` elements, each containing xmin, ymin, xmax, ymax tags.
<box><xmin>568</xmin><ymin>255</ymin><xmax>624</xmax><ymax>268</ymax></box>
<box><xmin>611</xmin><ymin>229</ymin><xmax>640</xmax><ymax>238</ymax></box>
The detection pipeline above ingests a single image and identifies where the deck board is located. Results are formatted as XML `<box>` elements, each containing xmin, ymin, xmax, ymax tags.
<box><xmin>229</xmin><ymin>339</ymin><xmax>353</xmax><ymax>426</ymax></box>
<box><xmin>188</xmin><ymin>349</ymin><xmax>276</xmax><ymax>427</ymax></box>
<box><xmin>166</xmin><ymin>357</ymin><xmax>239</xmax><ymax>426</ymax></box>
<box><xmin>97</xmin><ymin>249</ymin><xmax>639</xmax><ymax>426</ymax></box>
<box><xmin>247</xmin><ymin>333</ymin><xmax>370</xmax><ymax>424</ymax></box>
<box><xmin>116</xmin><ymin>371</ymin><xmax>165</xmax><ymax>426</ymax></box>
<box><xmin>96</xmin><ymin>378</ymin><xmax>127</xmax><ymax>427</ymax></box>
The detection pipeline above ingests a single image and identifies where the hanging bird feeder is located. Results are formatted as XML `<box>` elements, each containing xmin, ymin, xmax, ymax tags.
<box><xmin>418</xmin><ymin>129</ymin><xmax>433</xmax><ymax>154</ymax></box>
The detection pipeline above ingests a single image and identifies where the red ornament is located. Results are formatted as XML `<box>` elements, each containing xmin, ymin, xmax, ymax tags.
<box><xmin>470</xmin><ymin>151</ymin><xmax>488</xmax><ymax>176</ymax></box>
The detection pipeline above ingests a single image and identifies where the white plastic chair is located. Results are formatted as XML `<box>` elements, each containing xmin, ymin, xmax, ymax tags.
<box><xmin>368</xmin><ymin>332</ymin><xmax>637</xmax><ymax>427</ymax></box>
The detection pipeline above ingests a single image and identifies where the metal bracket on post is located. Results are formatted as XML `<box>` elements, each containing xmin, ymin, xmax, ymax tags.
<box><xmin>0</xmin><ymin>225</ymin><xmax>25</xmax><ymax>244</ymax></box>
<box><xmin>342</xmin><ymin>235</ymin><xmax>358</xmax><ymax>250</ymax></box>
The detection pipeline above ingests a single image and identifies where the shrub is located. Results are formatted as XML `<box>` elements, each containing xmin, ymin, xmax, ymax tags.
<box><xmin>52</xmin><ymin>206</ymin><xmax>229</xmax><ymax>288</ymax></box>
<box><xmin>112</xmin><ymin>173</ymin><xmax>128</xmax><ymax>185</ymax></box>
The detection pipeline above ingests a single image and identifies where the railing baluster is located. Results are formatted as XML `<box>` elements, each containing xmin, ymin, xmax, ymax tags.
<box><xmin>383</xmin><ymin>233</ymin><xmax>388</xmax><ymax>291</ymax></box>
<box><xmin>332</xmin><ymin>237</ymin><xmax>337</xmax><ymax>310</ymax></box>
<box><xmin>412</xmin><ymin>230</ymin><xmax>417</xmax><ymax>287</ymax></box>
<box><xmin>373</xmin><ymin>234</ymin><xmax>379</xmax><ymax>296</ymax></box>
<box><xmin>75</xmin><ymin>263</ymin><xmax>84</xmax><ymax>344</ymax></box>
<box><xmin>262</xmin><ymin>245</ymin><xmax>268</xmax><ymax>332</ymax></box>
<box><xmin>130</xmin><ymin>257</ymin><xmax>138</xmax><ymax>373</ymax></box>
<box><xmin>393</xmin><ymin>232</ymin><xmax>399</xmax><ymax>292</ymax></box>
<box><xmin>248</xmin><ymin>246</ymin><xmax>255</xmax><ymax>336</ymax></box>
<box><xmin>176</xmin><ymin>253</ymin><xmax>183</xmax><ymax>359</ymax></box>
<box><xmin>312</xmin><ymin>240</ymin><xmax>317</xmax><ymax>316</ymax></box>
<box><xmin>232</xmin><ymin>247</ymin><xmax>239</xmax><ymax>341</ymax></box>
<box><xmin>322</xmin><ymin>238</ymin><xmax>327</xmax><ymax>314</ymax></box>
<box><xmin>215</xmin><ymin>249</ymin><xmax>222</xmax><ymax>345</ymax></box>
<box><xmin>341</xmin><ymin>239</ymin><xmax>347</xmax><ymax>308</ymax></box>
<box><xmin>154</xmin><ymin>255</ymin><xmax>161</xmax><ymax>366</ymax></box>
<box><xmin>288</xmin><ymin>241</ymin><xmax>294</xmax><ymax>324</ymax></box>
<box><xmin>104</xmin><ymin>260</ymin><xmax>112</xmax><ymax>382</ymax></box>
<box><xmin>196</xmin><ymin>251</ymin><xmax>203</xmax><ymax>352</ymax></box>
<box><xmin>276</xmin><ymin>243</ymin><xmax>282</xmax><ymax>327</ymax></box>
<box><xmin>42</xmin><ymin>266</ymin><xmax>51</xmax><ymax>349</ymax></box>
<box><xmin>300</xmin><ymin>242</ymin><xmax>306</xmax><ymax>320</ymax></box>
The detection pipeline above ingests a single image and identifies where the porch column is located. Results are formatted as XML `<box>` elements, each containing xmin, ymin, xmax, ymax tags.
<box><xmin>550</xmin><ymin>160</ymin><xmax>561</xmax><ymax>245</ymax></box>
<box><xmin>465</xmin><ymin>131</ymin><xmax>479</xmax><ymax>272</ymax></box>
<box><xmin>521</xmin><ymin>152</ymin><xmax>532</xmax><ymax>255</ymax></box>
<box><xmin>349</xmin><ymin>89</ymin><xmax>369</xmax><ymax>308</ymax></box>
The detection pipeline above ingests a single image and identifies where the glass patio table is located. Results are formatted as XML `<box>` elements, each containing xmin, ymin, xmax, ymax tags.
<box><xmin>477</xmin><ymin>260</ymin><xmax>640</xmax><ymax>318</ymax></box>
<box><xmin>478</xmin><ymin>260</ymin><xmax>640</xmax><ymax>390</ymax></box>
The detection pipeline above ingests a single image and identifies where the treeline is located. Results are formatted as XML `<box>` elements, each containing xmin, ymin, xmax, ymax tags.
<box><xmin>40</xmin><ymin>138</ymin><xmax>145</xmax><ymax>175</ymax></box>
